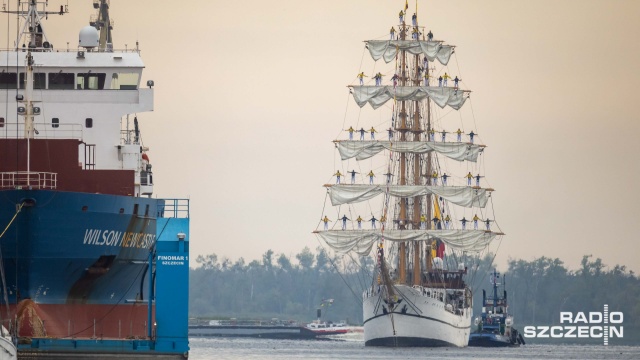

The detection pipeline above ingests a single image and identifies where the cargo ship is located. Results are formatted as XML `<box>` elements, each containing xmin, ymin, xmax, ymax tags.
<box><xmin>0</xmin><ymin>1</ymin><xmax>189</xmax><ymax>358</ymax></box>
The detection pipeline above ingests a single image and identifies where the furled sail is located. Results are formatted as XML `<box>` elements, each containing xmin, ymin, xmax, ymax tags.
<box><xmin>327</xmin><ymin>185</ymin><xmax>489</xmax><ymax>208</ymax></box>
<box><xmin>336</xmin><ymin>141</ymin><xmax>482</xmax><ymax>162</ymax></box>
<box><xmin>366</xmin><ymin>40</ymin><xmax>454</xmax><ymax>65</ymax></box>
<box><xmin>316</xmin><ymin>229</ymin><xmax>497</xmax><ymax>256</ymax></box>
<box><xmin>351</xmin><ymin>86</ymin><xmax>468</xmax><ymax>110</ymax></box>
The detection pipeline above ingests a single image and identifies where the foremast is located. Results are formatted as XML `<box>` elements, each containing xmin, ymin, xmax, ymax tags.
<box><xmin>1</xmin><ymin>0</ymin><xmax>67</xmax><ymax>51</ymax></box>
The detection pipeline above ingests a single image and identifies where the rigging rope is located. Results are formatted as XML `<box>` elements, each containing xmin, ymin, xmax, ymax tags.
<box><xmin>0</xmin><ymin>202</ymin><xmax>24</xmax><ymax>326</ymax></box>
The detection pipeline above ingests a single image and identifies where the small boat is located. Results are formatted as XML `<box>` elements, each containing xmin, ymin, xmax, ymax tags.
<box><xmin>468</xmin><ymin>270</ymin><xmax>525</xmax><ymax>347</ymax></box>
<box><xmin>189</xmin><ymin>319</ymin><xmax>320</xmax><ymax>339</ymax></box>
<box><xmin>305</xmin><ymin>322</ymin><xmax>349</xmax><ymax>336</ymax></box>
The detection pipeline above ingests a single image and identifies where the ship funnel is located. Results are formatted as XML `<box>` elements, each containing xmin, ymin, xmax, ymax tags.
<box><xmin>79</xmin><ymin>26</ymin><xmax>99</xmax><ymax>49</ymax></box>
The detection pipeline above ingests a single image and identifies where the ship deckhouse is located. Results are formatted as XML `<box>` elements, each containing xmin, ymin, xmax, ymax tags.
<box><xmin>0</xmin><ymin>3</ymin><xmax>154</xmax><ymax>197</ymax></box>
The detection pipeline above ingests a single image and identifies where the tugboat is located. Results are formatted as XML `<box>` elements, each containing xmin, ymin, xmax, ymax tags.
<box><xmin>468</xmin><ymin>269</ymin><xmax>524</xmax><ymax>347</ymax></box>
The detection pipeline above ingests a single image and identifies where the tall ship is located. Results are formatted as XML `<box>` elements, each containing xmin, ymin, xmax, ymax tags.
<box><xmin>315</xmin><ymin>1</ymin><xmax>504</xmax><ymax>347</ymax></box>
<box><xmin>0</xmin><ymin>1</ymin><xmax>189</xmax><ymax>358</ymax></box>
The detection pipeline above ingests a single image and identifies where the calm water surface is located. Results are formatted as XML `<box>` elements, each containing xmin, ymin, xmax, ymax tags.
<box><xmin>189</xmin><ymin>336</ymin><xmax>640</xmax><ymax>360</ymax></box>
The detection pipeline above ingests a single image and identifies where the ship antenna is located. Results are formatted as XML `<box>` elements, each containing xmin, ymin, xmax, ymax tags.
<box><xmin>1</xmin><ymin>0</ymin><xmax>69</xmax><ymax>51</ymax></box>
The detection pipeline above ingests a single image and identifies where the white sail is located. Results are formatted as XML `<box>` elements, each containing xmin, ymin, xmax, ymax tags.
<box><xmin>327</xmin><ymin>185</ymin><xmax>489</xmax><ymax>208</ymax></box>
<box><xmin>366</xmin><ymin>40</ymin><xmax>454</xmax><ymax>65</ymax></box>
<box><xmin>351</xmin><ymin>86</ymin><xmax>468</xmax><ymax>110</ymax></box>
<box><xmin>336</xmin><ymin>141</ymin><xmax>482</xmax><ymax>162</ymax></box>
<box><xmin>316</xmin><ymin>229</ymin><xmax>497</xmax><ymax>256</ymax></box>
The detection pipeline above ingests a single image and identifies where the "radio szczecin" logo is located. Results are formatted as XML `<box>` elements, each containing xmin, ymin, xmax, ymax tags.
<box><xmin>523</xmin><ymin>305</ymin><xmax>623</xmax><ymax>345</ymax></box>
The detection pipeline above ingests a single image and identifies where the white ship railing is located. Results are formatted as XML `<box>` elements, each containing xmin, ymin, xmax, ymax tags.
<box><xmin>0</xmin><ymin>122</ymin><xmax>83</xmax><ymax>140</ymax></box>
<box><xmin>0</xmin><ymin>171</ymin><xmax>57</xmax><ymax>189</ymax></box>
<box><xmin>158</xmin><ymin>198</ymin><xmax>189</xmax><ymax>219</ymax></box>
<box><xmin>0</xmin><ymin>47</ymin><xmax>140</xmax><ymax>53</ymax></box>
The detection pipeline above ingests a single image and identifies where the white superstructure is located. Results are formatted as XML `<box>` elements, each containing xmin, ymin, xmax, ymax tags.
<box><xmin>0</xmin><ymin>0</ymin><xmax>155</xmax><ymax>196</ymax></box>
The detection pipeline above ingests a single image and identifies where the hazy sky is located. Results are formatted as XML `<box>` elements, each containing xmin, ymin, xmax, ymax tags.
<box><xmin>2</xmin><ymin>1</ymin><xmax>639</xmax><ymax>273</ymax></box>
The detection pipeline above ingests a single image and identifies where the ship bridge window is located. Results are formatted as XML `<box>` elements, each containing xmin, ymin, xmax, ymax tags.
<box><xmin>85</xmin><ymin>118</ymin><xmax>93</xmax><ymax>128</ymax></box>
<box><xmin>111</xmin><ymin>72</ymin><xmax>139</xmax><ymax>90</ymax></box>
<box><xmin>77</xmin><ymin>73</ymin><xmax>106</xmax><ymax>90</ymax></box>
<box><xmin>52</xmin><ymin>117</ymin><xmax>59</xmax><ymax>128</ymax></box>
<box><xmin>0</xmin><ymin>72</ymin><xmax>18</xmax><ymax>89</ymax></box>
<box><xmin>19</xmin><ymin>73</ymin><xmax>46</xmax><ymax>89</ymax></box>
<box><xmin>0</xmin><ymin>118</ymin><xmax>4</xmax><ymax>128</ymax></box>
<box><xmin>48</xmin><ymin>72</ymin><xmax>75</xmax><ymax>90</ymax></box>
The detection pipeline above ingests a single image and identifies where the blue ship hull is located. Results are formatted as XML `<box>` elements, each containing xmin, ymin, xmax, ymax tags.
<box><xmin>468</xmin><ymin>331</ymin><xmax>520</xmax><ymax>347</ymax></box>
<box><xmin>0</xmin><ymin>189</ymin><xmax>162</xmax><ymax>338</ymax></box>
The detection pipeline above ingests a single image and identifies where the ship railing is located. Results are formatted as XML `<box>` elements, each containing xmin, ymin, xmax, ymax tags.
<box><xmin>0</xmin><ymin>47</ymin><xmax>140</xmax><ymax>54</ymax></box>
<box><xmin>157</xmin><ymin>198</ymin><xmax>189</xmax><ymax>219</ymax></box>
<box><xmin>0</xmin><ymin>171</ymin><xmax>57</xmax><ymax>189</ymax></box>
<box><xmin>119</xmin><ymin>129</ymin><xmax>141</xmax><ymax>145</ymax></box>
<box><xmin>0</xmin><ymin>122</ymin><xmax>83</xmax><ymax>140</ymax></box>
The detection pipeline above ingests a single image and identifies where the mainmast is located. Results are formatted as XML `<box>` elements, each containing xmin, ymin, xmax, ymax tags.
<box><xmin>397</xmin><ymin>17</ymin><xmax>408</xmax><ymax>285</ymax></box>
<box><xmin>90</xmin><ymin>0</ymin><xmax>113</xmax><ymax>52</ymax></box>
<box><xmin>411</xmin><ymin>21</ymin><xmax>423</xmax><ymax>287</ymax></box>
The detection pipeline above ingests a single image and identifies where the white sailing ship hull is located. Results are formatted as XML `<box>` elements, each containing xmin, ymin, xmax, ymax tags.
<box><xmin>363</xmin><ymin>285</ymin><xmax>471</xmax><ymax>347</ymax></box>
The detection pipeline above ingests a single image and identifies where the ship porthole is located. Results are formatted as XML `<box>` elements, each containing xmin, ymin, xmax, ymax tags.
<box><xmin>82</xmin><ymin>205</ymin><xmax>88</xmax><ymax>212</ymax></box>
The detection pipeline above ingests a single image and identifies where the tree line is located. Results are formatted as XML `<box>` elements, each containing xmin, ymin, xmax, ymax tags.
<box><xmin>189</xmin><ymin>247</ymin><xmax>639</xmax><ymax>343</ymax></box>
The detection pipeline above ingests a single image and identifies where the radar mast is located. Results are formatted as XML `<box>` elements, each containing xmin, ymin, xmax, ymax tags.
<box><xmin>90</xmin><ymin>0</ymin><xmax>113</xmax><ymax>51</ymax></box>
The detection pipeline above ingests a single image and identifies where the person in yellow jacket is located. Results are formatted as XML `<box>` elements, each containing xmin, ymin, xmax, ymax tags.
<box><xmin>357</xmin><ymin>72</ymin><xmax>367</xmax><ymax>86</ymax></box>
<box><xmin>428</xmin><ymin>128</ymin><xmax>435</xmax><ymax>141</ymax></box>
<box><xmin>390</xmin><ymin>26</ymin><xmax>396</xmax><ymax>40</ymax></box>
<box><xmin>420</xmin><ymin>214</ymin><xmax>427</xmax><ymax>229</ymax></box>
<box><xmin>442</xmin><ymin>72</ymin><xmax>452</xmax><ymax>86</ymax></box>
<box><xmin>334</xmin><ymin>170</ymin><xmax>343</xmax><ymax>184</ymax></box>
<box><xmin>368</xmin><ymin>127</ymin><xmax>378</xmax><ymax>140</ymax></box>
<box><xmin>444</xmin><ymin>214</ymin><xmax>451</xmax><ymax>229</ymax></box>
<box><xmin>465</xmin><ymin>172</ymin><xmax>473</xmax><ymax>186</ymax></box>
<box><xmin>356</xmin><ymin>216</ymin><xmax>363</xmax><ymax>230</ymax></box>
<box><xmin>346</xmin><ymin>126</ymin><xmax>355</xmax><ymax>140</ymax></box>
<box><xmin>472</xmin><ymin>214</ymin><xmax>480</xmax><ymax>230</ymax></box>
<box><xmin>367</xmin><ymin>170</ymin><xmax>376</xmax><ymax>184</ymax></box>
<box><xmin>423</xmin><ymin>72</ymin><xmax>430</xmax><ymax>86</ymax></box>
<box><xmin>431</xmin><ymin>171</ymin><xmax>438</xmax><ymax>186</ymax></box>
<box><xmin>456</xmin><ymin>128</ymin><xmax>462</xmax><ymax>142</ymax></box>
<box><xmin>399</xmin><ymin>10</ymin><xmax>405</xmax><ymax>23</ymax></box>
<box><xmin>321</xmin><ymin>216</ymin><xmax>331</xmax><ymax>230</ymax></box>
<box><xmin>411</xmin><ymin>27</ymin><xmax>420</xmax><ymax>40</ymax></box>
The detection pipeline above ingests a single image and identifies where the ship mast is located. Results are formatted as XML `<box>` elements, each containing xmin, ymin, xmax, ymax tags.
<box><xmin>91</xmin><ymin>0</ymin><xmax>113</xmax><ymax>52</ymax></box>
<box><xmin>397</xmin><ymin>18</ymin><xmax>408</xmax><ymax>285</ymax></box>
<box><xmin>411</xmin><ymin>26</ymin><xmax>423</xmax><ymax>287</ymax></box>
<box><xmin>2</xmin><ymin>0</ymin><xmax>67</xmax><ymax>51</ymax></box>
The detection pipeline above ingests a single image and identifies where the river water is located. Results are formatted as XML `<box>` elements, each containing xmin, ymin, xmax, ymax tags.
<box><xmin>188</xmin><ymin>336</ymin><xmax>640</xmax><ymax>360</ymax></box>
